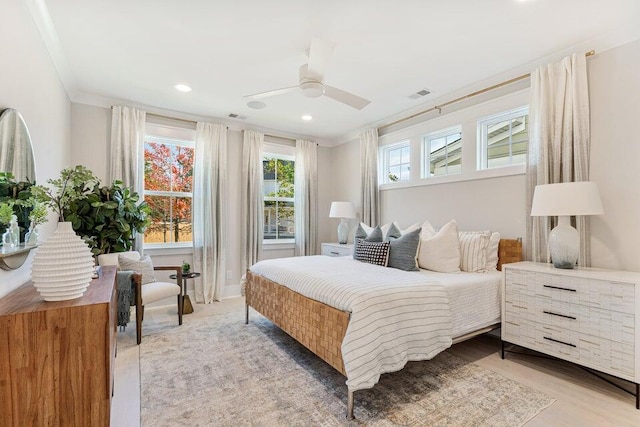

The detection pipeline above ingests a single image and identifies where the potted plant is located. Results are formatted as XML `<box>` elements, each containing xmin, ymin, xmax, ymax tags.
<box><xmin>64</xmin><ymin>180</ymin><xmax>150</xmax><ymax>256</ymax></box>
<box><xmin>0</xmin><ymin>172</ymin><xmax>35</xmax><ymax>241</ymax></box>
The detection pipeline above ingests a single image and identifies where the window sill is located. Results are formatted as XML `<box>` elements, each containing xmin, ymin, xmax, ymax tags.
<box><xmin>263</xmin><ymin>240</ymin><xmax>296</xmax><ymax>251</ymax></box>
<box><xmin>379</xmin><ymin>164</ymin><xmax>525</xmax><ymax>191</ymax></box>
<box><xmin>144</xmin><ymin>244</ymin><xmax>193</xmax><ymax>256</ymax></box>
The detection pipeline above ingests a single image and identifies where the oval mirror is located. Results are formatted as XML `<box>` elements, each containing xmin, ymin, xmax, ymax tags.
<box><xmin>0</xmin><ymin>108</ymin><xmax>36</xmax><ymax>183</ymax></box>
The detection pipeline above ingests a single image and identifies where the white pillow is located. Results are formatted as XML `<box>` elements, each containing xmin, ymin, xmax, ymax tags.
<box><xmin>420</xmin><ymin>219</ymin><xmax>437</xmax><ymax>240</ymax></box>
<box><xmin>418</xmin><ymin>220</ymin><xmax>461</xmax><ymax>273</ymax></box>
<box><xmin>394</xmin><ymin>221</ymin><xmax>422</xmax><ymax>235</ymax></box>
<box><xmin>360</xmin><ymin>222</ymin><xmax>393</xmax><ymax>239</ymax></box>
<box><xmin>458</xmin><ymin>231</ymin><xmax>491</xmax><ymax>272</ymax></box>
<box><xmin>485</xmin><ymin>232</ymin><xmax>501</xmax><ymax>271</ymax></box>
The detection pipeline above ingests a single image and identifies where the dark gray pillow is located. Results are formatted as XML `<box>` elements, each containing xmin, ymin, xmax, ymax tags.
<box><xmin>354</xmin><ymin>240</ymin><xmax>390</xmax><ymax>266</ymax></box>
<box><xmin>386</xmin><ymin>228</ymin><xmax>422</xmax><ymax>271</ymax></box>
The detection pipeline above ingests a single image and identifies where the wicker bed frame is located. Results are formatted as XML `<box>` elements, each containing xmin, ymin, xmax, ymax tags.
<box><xmin>245</xmin><ymin>238</ymin><xmax>523</xmax><ymax>418</ymax></box>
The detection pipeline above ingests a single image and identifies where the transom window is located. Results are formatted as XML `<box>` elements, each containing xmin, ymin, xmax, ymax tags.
<box><xmin>381</xmin><ymin>141</ymin><xmax>410</xmax><ymax>184</ymax></box>
<box><xmin>422</xmin><ymin>127</ymin><xmax>462</xmax><ymax>177</ymax></box>
<box><xmin>263</xmin><ymin>153</ymin><xmax>295</xmax><ymax>241</ymax></box>
<box><xmin>478</xmin><ymin>106</ymin><xmax>528</xmax><ymax>169</ymax></box>
<box><xmin>143</xmin><ymin>135</ymin><xmax>194</xmax><ymax>246</ymax></box>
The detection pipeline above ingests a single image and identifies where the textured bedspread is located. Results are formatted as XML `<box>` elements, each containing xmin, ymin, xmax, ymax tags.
<box><xmin>249</xmin><ymin>256</ymin><xmax>453</xmax><ymax>391</ymax></box>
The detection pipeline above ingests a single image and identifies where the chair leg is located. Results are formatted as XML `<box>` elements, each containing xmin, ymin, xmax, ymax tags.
<box><xmin>178</xmin><ymin>294</ymin><xmax>183</xmax><ymax>326</ymax></box>
<box><xmin>136</xmin><ymin>305</ymin><xmax>143</xmax><ymax>345</ymax></box>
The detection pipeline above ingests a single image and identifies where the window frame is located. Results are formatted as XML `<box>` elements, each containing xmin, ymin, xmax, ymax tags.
<box><xmin>421</xmin><ymin>125</ymin><xmax>463</xmax><ymax>179</ymax></box>
<box><xmin>262</xmin><ymin>151</ymin><xmax>295</xmax><ymax>244</ymax></box>
<box><xmin>142</xmin><ymin>134</ymin><xmax>195</xmax><ymax>249</ymax></box>
<box><xmin>379</xmin><ymin>140</ymin><xmax>411</xmax><ymax>185</ymax></box>
<box><xmin>477</xmin><ymin>106</ymin><xmax>529</xmax><ymax>170</ymax></box>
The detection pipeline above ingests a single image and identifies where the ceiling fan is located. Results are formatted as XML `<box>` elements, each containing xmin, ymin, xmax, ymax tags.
<box><xmin>244</xmin><ymin>38</ymin><xmax>371</xmax><ymax>110</ymax></box>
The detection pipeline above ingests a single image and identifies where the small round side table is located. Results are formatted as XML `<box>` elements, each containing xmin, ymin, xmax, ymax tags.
<box><xmin>169</xmin><ymin>272</ymin><xmax>200</xmax><ymax>315</ymax></box>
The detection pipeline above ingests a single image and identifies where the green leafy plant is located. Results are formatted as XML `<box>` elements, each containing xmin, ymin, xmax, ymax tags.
<box><xmin>0</xmin><ymin>202</ymin><xmax>14</xmax><ymax>225</ymax></box>
<box><xmin>64</xmin><ymin>180</ymin><xmax>150</xmax><ymax>255</ymax></box>
<box><xmin>0</xmin><ymin>172</ymin><xmax>35</xmax><ymax>239</ymax></box>
<box><xmin>28</xmin><ymin>200</ymin><xmax>48</xmax><ymax>226</ymax></box>
<box><xmin>31</xmin><ymin>165</ymin><xmax>98</xmax><ymax>222</ymax></box>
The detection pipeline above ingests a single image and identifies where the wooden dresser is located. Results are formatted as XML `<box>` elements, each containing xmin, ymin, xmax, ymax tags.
<box><xmin>502</xmin><ymin>261</ymin><xmax>640</xmax><ymax>408</ymax></box>
<box><xmin>0</xmin><ymin>266</ymin><xmax>117</xmax><ymax>426</ymax></box>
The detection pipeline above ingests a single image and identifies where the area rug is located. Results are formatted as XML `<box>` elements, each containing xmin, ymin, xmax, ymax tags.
<box><xmin>139</xmin><ymin>311</ymin><xmax>554</xmax><ymax>426</ymax></box>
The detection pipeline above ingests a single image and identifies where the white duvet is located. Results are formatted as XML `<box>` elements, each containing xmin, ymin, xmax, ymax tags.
<box><xmin>249</xmin><ymin>256</ymin><xmax>453</xmax><ymax>391</ymax></box>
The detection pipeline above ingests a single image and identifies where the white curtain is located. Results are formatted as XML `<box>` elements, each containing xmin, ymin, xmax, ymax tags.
<box><xmin>526</xmin><ymin>53</ymin><xmax>591</xmax><ymax>265</ymax></box>
<box><xmin>110</xmin><ymin>106</ymin><xmax>146</xmax><ymax>253</ymax></box>
<box><xmin>192</xmin><ymin>122</ymin><xmax>227</xmax><ymax>303</ymax></box>
<box><xmin>241</xmin><ymin>130</ymin><xmax>264</xmax><ymax>273</ymax></box>
<box><xmin>294</xmin><ymin>139</ymin><xmax>318</xmax><ymax>256</ymax></box>
<box><xmin>359</xmin><ymin>128</ymin><xmax>379</xmax><ymax>226</ymax></box>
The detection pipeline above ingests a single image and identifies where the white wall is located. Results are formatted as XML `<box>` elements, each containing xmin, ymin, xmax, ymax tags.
<box><xmin>329</xmin><ymin>39</ymin><xmax>640</xmax><ymax>273</ymax></box>
<box><xmin>0</xmin><ymin>0</ymin><xmax>71</xmax><ymax>298</ymax></box>
<box><xmin>589</xmin><ymin>38</ymin><xmax>640</xmax><ymax>272</ymax></box>
<box><xmin>69</xmin><ymin>103</ymin><xmax>334</xmax><ymax>298</ymax></box>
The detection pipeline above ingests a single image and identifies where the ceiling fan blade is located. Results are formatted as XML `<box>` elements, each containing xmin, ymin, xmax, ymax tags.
<box><xmin>307</xmin><ymin>37</ymin><xmax>335</xmax><ymax>79</ymax></box>
<box><xmin>324</xmin><ymin>85</ymin><xmax>371</xmax><ymax>110</ymax></box>
<box><xmin>244</xmin><ymin>86</ymin><xmax>298</xmax><ymax>100</ymax></box>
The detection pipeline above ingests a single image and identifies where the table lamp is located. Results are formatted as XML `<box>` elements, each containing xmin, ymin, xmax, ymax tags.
<box><xmin>329</xmin><ymin>201</ymin><xmax>356</xmax><ymax>244</ymax></box>
<box><xmin>530</xmin><ymin>181</ymin><xmax>603</xmax><ymax>269</ymax></box>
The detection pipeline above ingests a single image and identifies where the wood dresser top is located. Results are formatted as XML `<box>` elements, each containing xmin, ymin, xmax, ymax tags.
<box><xmin>0</xmin><ymin>265</ymin><xmax>117</xmax><ymax>316</ymax></box>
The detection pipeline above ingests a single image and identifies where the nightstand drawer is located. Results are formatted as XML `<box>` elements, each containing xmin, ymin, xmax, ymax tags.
<box><xmin>505</xmin><ymin>269</ymin><xmax>635</xmax><ymax>314</ymax></box>
<box><xmin>321</xmin><ymin>243</ymin><xmax>353</xmax><ymax>257</ymax></box>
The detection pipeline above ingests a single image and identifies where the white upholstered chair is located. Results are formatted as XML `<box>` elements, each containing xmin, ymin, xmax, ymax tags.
<box><xmin>97</xmin><ymin>251</ymin><xmax>183</xmax><ymax>344</ymax></box>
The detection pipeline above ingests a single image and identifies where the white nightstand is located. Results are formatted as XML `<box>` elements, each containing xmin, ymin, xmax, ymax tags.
<box><xmin>321</xmin><ymin>242</ymin><xmax>353</xmax><ymax>257</ymax></box>
<box><xmin>502</xmin><ymin>261</ymin><xmax>640</xmax><ymax>408</ymax></box>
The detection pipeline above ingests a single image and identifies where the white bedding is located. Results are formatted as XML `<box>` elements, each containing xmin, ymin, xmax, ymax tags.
<box><xmin>249</xmin><ymin>256</ymin><xmax>452</xmax><ymax>392</ymax></box>
<box><xmin>416</xmin><ymin>270</ymin><xmax>502</xmax><ymax>337</ymax></box>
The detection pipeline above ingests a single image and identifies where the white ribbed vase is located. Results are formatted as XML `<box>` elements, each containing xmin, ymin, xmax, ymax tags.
<box><xmin>31</xmin><ymin>221</ymin><xmax>94</xmax><ymax>301</ymax></box>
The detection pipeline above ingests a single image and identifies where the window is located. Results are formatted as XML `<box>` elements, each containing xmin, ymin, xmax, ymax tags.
<box><xmin>422</xmin><ymin>127</ymin><xmax>462</xmax><ymax>177</ymax></box>
<box><xmin>143</xmin><ymin>135</ymin><xmax>194</xmax><ymax>246</ymax></box>
<box><xmin>263</xmin><ymin>154</ymin><xmax>295</xmax><ymax>241</ymax></box>
<box><xmin>381</xmin><ymin>141</ymin><xmax>410</xmax><ymax>184</ymax></box>
<box><xmin>478</xmin><ymin>106</ymin><xmax>528</xmax><ymax>169</ymax></box>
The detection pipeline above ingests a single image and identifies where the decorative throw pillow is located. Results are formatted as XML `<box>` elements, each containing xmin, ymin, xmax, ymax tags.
<box><xmin>420</xmin><ymin>219</ymin><xmax>437</xmax><ymax>240</ymax></box>
<box><xmin>485</xmin><ymin>232</ymin><xmax>501</xmax><ymax>271</ymax></box>
<box><xmin>417</xmin><ymin>220</ymin><xmax>461</xmax><ymax>273</ymax></box>
<box><xmin>118</xmin><ymin>254</ymin><xmax>157</xmax><ymax>285</ymax></box>
<box><xmin>386</xmin><ymin>228</ymin><xmax>421</xmax><ymax>271</ymax></box>
<box><xmin>458</xmin><ymin>231</ymin><xmax>491</xmax><ymax>272</ymax></box>
<box><xmin>396</xmin><ymin>221</ymin><xmax>422</xmax><ymax>235</ymax></box>
<box><xmin>385</xmin><ymin>223</ymin><xmax>402</xmax><ymax>240</ymax></box>
<box><xmin>354</xmin><ymin>240</ymin><xmax>390</xmax><ymax>267</ymax></box>
<box><xmin>354</xmin><ymin>224</ymin><xmax>383</xmax><ymax>242</ymax></box>
<box><xmin>359</xmin><ymin>222</ymin><xmax>393</xmax><ymax>239</ymax></box>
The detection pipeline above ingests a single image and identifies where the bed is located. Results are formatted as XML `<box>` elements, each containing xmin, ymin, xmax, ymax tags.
<box><xmin>245</xmin><ymin>238</ymin><xmax>522</xmax><ymax>418</ymax></box>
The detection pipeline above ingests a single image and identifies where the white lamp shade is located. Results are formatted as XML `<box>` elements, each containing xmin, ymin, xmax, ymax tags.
<box><xmin>329</xmin><ymin>201</ymin><xmax>356</xmax><ymax>219</ymax></box>
<box><xmin>531</xmin><ymin>182</ymin><xmax>604</xmax><ymax>217</ymax></box>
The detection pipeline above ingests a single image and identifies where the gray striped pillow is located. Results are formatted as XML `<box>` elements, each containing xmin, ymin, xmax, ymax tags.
<box><xmin>458</xmin><ymin>231</ymin><xmax>491</xmax><ymax>272</ymax></box>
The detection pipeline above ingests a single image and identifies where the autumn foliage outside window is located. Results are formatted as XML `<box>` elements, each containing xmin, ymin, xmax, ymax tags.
<box><xmin>143</xmin><ymin>136</ymin><xmax>194</xmax><ymax>245</ymax></box>
<box><xmin>263</xmin><ymin>155</ymin><xmax>295</xmax><ymax>241</ymax></box>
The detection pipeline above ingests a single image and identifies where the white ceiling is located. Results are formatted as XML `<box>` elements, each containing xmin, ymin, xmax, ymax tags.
<box><xmin>38</xmin><ymin>0</ymin><xmax>640</xmax><ymax>142</ymax></box>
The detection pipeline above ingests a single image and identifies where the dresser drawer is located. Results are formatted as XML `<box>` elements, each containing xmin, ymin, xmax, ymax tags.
<box><xmin>505</xmin><ymin>269</ymin><xmax>636</xmax><ymax>314</ymax></box>
<box><xmin>321</xmin><ymin>243</ymin><xmax>353</xmax><ymax>257</ymax></box>
<box><xmin>504</xmin><ymin>316</ymin><xmax>635</xmax><ymax>379</ymax></box>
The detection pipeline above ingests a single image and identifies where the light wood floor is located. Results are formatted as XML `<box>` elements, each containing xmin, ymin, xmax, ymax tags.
<box><xmin>111</xmin><ymin>298</ymin><xmax>640</xmax><ymax>426</ymax></box>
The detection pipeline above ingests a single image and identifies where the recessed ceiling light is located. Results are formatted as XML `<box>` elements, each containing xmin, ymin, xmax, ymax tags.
<box><xmin>301</xmin><ymin>114</ymin><xmax>313</xmax><ymax>121</ymax></box>
<box><xmin>247</xmin><ymin>100</ymin><xmax>266</xmax><ymax>109</ymax></box>
<box><xmin>174</xmin><ymin>83</ymin><xmax>192</xmax><ymax>92</ymax></box>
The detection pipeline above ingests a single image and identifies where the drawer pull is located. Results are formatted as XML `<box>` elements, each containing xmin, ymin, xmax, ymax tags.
<box><xmin>543</xmin><ymin>310</ymin><xmax>577</xmax><ymax>320</ymax></box>
<box><xmin>543</xmin><ymin>285</ymin><xmax>576</xmax><ymax>292</ymax></box>
<box><xmin>330</xmin><ymin>251</ymin><xmax>340</xmax><ymax>255</ymax></box>
<box><xmin>543</xmin><ymin>336</ymin><xmax>576</xmax><ymax>347</ymax></box>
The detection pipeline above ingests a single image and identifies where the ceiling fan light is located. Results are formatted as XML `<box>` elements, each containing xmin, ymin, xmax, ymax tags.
<box><xmin>300</xmin><ymin>81</ymin><xmax>325</xmax><ymax>98</ymax></box>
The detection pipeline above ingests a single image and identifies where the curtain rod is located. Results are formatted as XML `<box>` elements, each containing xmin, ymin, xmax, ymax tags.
<box><xmin>381</xmin><ymin>50</ymin><xmax>596</xmax><ymax>131</ymax></box>
<box><xmin>111</xmin><ymin>107</ymin><xmax>228</xmax><ymax>128</ymax></box>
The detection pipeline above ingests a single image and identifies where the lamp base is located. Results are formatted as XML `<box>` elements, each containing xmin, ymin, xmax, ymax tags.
<box><xmin>337</xmin><ymin>219</ymin><xmax>349</xmax><ymax>244</ymax></box>
<box><xmin>549</xmin><ymin>216</ymin><xmax>579</xmax><ymax>269</ymax></box>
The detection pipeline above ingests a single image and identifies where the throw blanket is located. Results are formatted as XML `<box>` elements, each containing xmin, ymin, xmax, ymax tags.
<box><xmin>117</xmin><ymin>271</ymin><xmax>135</xmax><ymax>329</ymax></box>
<box><xmin>250</xmin><ymin>256</ymin><xmax>452</xmax><ymax>391</ymax></box>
